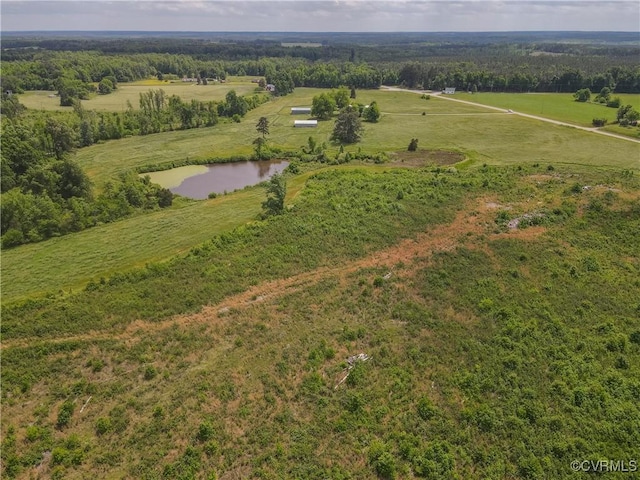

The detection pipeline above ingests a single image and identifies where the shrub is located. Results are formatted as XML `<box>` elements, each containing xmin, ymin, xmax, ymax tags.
<box><xmin>417</xmin><ymin>396</ymin><xmax>437</xmax><ymax>420</ymax></box>
<box><xmin>95</xmin><ymin>417</ymin><xmax>112</xmax><ymax>435</ymax></box>
<box><xmin>143</xmin><ymin>365</ymin><xmax>157</xmax><ymax>380</ymax></box>
<box><xmin>56</xmin><ymin>400</ymin><xmax>75</xmax><ymax>429</ymax></box>
<box><xmin>607</xmin><ymin>97</ymin><xmax>621</xmax><ymax>108</ymax></box>
<box><xmin>368</xmin><ymin>440</ymin><xmax>396</xmax><ymax>479</ymax></box>
<box><xmin>196</xmin><ymin>421</ymin><xmax>215</xmax><ymax>442</ymax></box>
<box><xmin>408</xmin><ymin>138</ymin><xmax>419</xmax><ymax>151</ymax></box>
<box><xmin>592</xmin><ymin>118</ymin><xmax>607</xmax><ymax>127</ymax></box>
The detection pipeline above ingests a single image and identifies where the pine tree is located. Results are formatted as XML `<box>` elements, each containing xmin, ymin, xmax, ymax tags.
<box><xmin>256</xmin><ymin>117</ymin><xmax>270</xmax><ymax>138</ymax></box>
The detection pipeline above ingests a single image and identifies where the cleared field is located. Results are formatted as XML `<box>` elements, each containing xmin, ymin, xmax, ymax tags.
<box><xmin>2</xmin><ymin>165</ymin><xmax>639</xmax><ymax>480</ymax></box>
<box><xmin>453</xmin><ymin>92</ymin><xmax>640</xmax><ymax>128</ymax></box>
<box><xmin>75</xmin><ymin>88</ymin><xmax>640</xmax><ymax>188</ymax></box>
<box><xmin>17</xmin><ymin>77</ymin><xmax>259</xmax><ymax>112</ymax></box>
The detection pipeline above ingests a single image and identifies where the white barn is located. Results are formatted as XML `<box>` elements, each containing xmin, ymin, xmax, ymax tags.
<box><xmin>443</xmin><ymin>87</ymin><xmax>456</xmax><ymax>94</ymax></box>
<box><xmin>294</xmin><ymin>120</ymin><xmax>317</xmax><ymax>128</ymax></box>
<box><xmin>291</xmin><ymin>107</ymin><xmax>312</xmax><ymax>114</ymax></box>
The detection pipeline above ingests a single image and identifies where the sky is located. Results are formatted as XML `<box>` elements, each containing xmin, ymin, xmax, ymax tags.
<box><xmin>2</xmin><ymin>0</ymin><xmax>639</xmax><ymax>33</ymax></box>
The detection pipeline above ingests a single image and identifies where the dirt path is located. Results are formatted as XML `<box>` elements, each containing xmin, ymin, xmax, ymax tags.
<box><xmin>381</xmin><ymin>86</ymin><xmax>640</xmax><ymax>144</ymax></box>
<box><xmin>1</xmin><ymin>197</ymin><xmax>544</xmax><ymax>350</ymax></box>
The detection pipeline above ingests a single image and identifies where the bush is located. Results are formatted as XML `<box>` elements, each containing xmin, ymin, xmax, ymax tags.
<box><xmin>196</xmin><ymin>421</ymin><xmax>215</xmax><ymax>442</ymax></box>
<box><xmin>56</xmin><ymin>400</ymin><xmax>75</xmax><ymax>429</ymax></box>
<box><xmin>368</xmin><ymin>440</ymin><xmax>396</xmax><ymax>479</ymax></box>
<box><xmin>95</xmin><ymin>417</ymin><xmax>112</xmax><ymax>435</ymax></box>
<box><xmin>607</xmin><ymin>97</ymin><xmax>621</xmax><ymax>108</ymax></box>
<box><xmin>143</xmin><ymin>365</ymin><xmax>157</xmax><ymax>380</ymax></box>
<box><xmin>592</xmin><ymin>118</ymin><xmax>607</xmax><ymax>127</ymax></box>
<box><xmin>417</xmin><ymin>396</ymin><xmax>437</xmax><ymax>420</ymax></box>
<box><xmin>408</xmin><ymin>138</ymin><xmax>419</xmax><ymax>151</ymax></box>
<box><xmin>573</xmin><ymin>88</ymin><xmax>591</xmax><ymax>102</ymax></box>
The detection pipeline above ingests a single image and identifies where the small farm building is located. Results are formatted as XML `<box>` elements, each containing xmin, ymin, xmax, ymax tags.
<box><xmin>444</xmin><ymin>87</ymin><xmax>456</xmax><ymax>94</ymax></box>
<box><xmin>265</xmin><ymin>84</ymin><xmax>276</xmax><ymax>92</ymax></box>
<box><xmin>291</xmin><ymin>107</ymin><xmax>312</xmax><ymax>114</ymax></box>
<box><xmin>294</xmin><ymin>120</ymin><xmax>318</xmax><ymax>128</ymax></box>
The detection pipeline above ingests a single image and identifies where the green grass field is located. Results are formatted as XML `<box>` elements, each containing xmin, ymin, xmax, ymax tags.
<box><xmin>453</xmin><ymin>92</ymin><xmax>640</xmax><ymax>129</ymax></box>
<box><xmin>75</xmin><ymin>88</ymin><xmax>640</xmax><ymax>188</ymax></box>
<box><xmin>0</xmin><ymin>188</ymin><xmax>262</xmax><ymax>301</ymax></box>
<box><xmin>0</xmin><ymin>164</ymin><xmax>395</xmax><ymax>302</ymax></box>
<box><xmin>17</xmin><ymin>77</ymin><xmax>259</xmax><ymax>112</ymax></box>
<box><xmin>5</xmin><ymin>87</ymin><xmax>637</xmax><ymax>301</ymax></box>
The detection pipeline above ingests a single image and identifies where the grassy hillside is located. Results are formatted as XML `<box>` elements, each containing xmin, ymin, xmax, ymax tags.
<box><xmin>2</xmin><ymin>164</ymin><xmax>639</xmax><ymax>479</ymax></box>
<box><xmin>74</xmin><ymin>89</ymin><xmax>640</xmax><ymax>187</ymax></box>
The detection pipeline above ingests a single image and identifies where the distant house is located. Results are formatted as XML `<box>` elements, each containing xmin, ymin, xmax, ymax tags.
<box><xmin>443</xmin><ymin>87</ymin><xmax>456</xmax><ymax>94</ymax></box>
<box><xmin>294</xmin><ymin>120</ymin><xmax>317</xmax><ymax>128</ymax></box>
<box><xmin>182</xmin><ymin>77</ymin><xmax>198</xmax><ymax>83</ymax></box>
<box><xmin>291</xmin><ymin>107</ymin><xmax>311</xmax><ymax>115</ymax></box>
<box><xmin>265</xmin><ymin>84</ymin><xmax>276</xmax><ymax>92</ymax></box>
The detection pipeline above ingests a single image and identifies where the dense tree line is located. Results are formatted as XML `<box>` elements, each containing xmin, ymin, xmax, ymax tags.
<box><xmin>397</xmin><ymin>62</ymin><xmax>640</xmax><ymax>93</ymax></box>
<box><xmin>2</xmin><ymin>41</ymin><xmax>639</xmax><ymax>95</ymax></box>
<box><xmin>0</xmin><ymin>112</ymin><xmax>175</xmax><ymax>247</ymax></box>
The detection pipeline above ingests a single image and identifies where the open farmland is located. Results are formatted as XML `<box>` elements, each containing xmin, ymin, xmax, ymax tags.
<box><xmin>453</xmin><ymin>92</ymin><xmax>640</xmax><ymax>130</ymax></box>
<box><xmin>74</xmin><ymin>88</ymin><xmax>640</xmax><ymax>189</ymax></box>
<box><xmin>17</xmin><ymin>78</ymin><xmax>259</xmax><ymax>112</ymax></box>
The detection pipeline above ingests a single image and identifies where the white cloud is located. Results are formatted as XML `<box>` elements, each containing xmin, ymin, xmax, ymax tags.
<box><xmin>1</xmin><ymin>0</ymin><xmax>639</xmax><ymax>31</ymax></box>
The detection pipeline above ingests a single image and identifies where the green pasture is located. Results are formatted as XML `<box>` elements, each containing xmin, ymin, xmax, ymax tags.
<box><xmin>17</xmin><ymin>77</ymin><xmax>259</xmax><ymax>112</ymax></box>
<box><xmin>75</xmin><ymin>88</ymin><xmax>639</xmax><ymax>188</ymax></box>
<box><xmin>0</xmin><ymin>164</ymin><xmax>393</xmax><ymax>302</ymax></box>
<box><xmin>453</xmin><ymin>92</ymin><xmax>640</xmax><ymax>128</ymax></box>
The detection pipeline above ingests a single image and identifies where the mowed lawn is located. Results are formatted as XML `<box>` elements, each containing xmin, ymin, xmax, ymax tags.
<box><xmin>453</xmin><ymin>92</ymin><xmax>640</xmax><ymax>128</ymax></box>
<box><xmin>17</xmin><ymin>77</ymin><xmax>259</xmax><ymax>112</ymax></box>
<box><xmin>75</xmin><ymin>87</ymin><xmax>640</xmax><ymax>188</ymax></box>
<box><xmin>1</xmin><ymin>187</ymin><xmax>265</xmax><ymax>301</ymax></box>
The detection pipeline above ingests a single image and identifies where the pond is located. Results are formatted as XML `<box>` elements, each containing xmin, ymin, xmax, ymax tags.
<box><xmin>143</xmin><ymin>159</ymin><xmax>290</xmax><ymax>200</ymax></box>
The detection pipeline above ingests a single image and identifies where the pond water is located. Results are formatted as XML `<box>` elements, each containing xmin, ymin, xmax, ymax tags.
<box><xmin>143</xmin><ymin>160</ymin><xmax>289</xmax><ymax>199</ymax></box>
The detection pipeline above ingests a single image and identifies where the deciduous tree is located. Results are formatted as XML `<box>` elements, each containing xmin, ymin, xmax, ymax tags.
<box><xmin>262</xmin><ymin>173</ymin><xmax>286</xmax><ymax>216</ymax></box>
<box><xmin>363</xmin><ymin>101</ymin><xmax>381</xmax><ymax>123</ymax></box>
<box><xmin>573</xmin><ymin>88</ymin><xmax>591</xmax><ymax>102</ymax></box>
<box><xmin>311</xmin><ymin>93</ymin><xmax>336</xmax><ymax>120</ymax></box>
